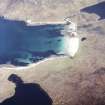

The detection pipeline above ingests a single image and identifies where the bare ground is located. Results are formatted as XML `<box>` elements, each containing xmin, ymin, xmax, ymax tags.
<box><xmin>0</xmin><ymin>0</ymin><xmax>105</xmax><ymax>105</ymax></box>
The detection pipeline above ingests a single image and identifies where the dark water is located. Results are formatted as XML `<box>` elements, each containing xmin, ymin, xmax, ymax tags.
<box><xmin>0</xmin><ymin>17</ymin><xmax>65</xmax><ymax>66</ymax></box>
<box><xmin>81</xmin><ymin>1</ymin><xmax>105</xmax><ymax>20</ymax></box>
<box><xmin>0</xmin><ymin>74</ymin><xmax>52</xmax><ymax>105</ymax></box>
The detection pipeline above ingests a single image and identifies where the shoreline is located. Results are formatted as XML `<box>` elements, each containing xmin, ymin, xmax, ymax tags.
<box><xmin>26</xmin><ymin>21</ymin><xmax>65</xmax><ymax>26</ymax></box>
<box><xmin>0</xmin><ymin>55</ymin><xmax>68</xmax><ymax>70</ymax></box>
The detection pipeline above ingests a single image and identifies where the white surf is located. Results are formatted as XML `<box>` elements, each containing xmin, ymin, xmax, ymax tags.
<box><xmin>64</xmin><ymin>35</ymin><xmax>79</xmax><ymax>57</ymax></box>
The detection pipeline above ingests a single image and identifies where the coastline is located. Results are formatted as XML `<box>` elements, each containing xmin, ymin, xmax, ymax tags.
<box><xmin>0</xmin><ymin>19</ymin><xmax>67</xmax><ymax>69</ymax></box>
<box><xmin>0</xmin><ymin>55</ymin><xmax>68</xmax><ymax>70</ymax></box>
<box><xmin>26</xmin><ymin>21</ymin><xmax>65</xmax><ymax>26</ymax></box>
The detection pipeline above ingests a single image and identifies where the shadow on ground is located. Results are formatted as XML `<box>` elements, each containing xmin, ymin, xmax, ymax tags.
<box><xmin>81</xmin><ymin>1</ymin><xmax>105</xmax><ymax>20</ymax></box>
<box><xmin>0</xmin><ymin>74</ymin><xmax>52</xmax><ymax>105</ymax></box>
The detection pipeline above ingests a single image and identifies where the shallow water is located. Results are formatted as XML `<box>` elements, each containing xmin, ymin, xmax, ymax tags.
<box><xmin>0</xmin><ymin>17</ymin><xmax>65</xmax><ymax>66</ymax></box>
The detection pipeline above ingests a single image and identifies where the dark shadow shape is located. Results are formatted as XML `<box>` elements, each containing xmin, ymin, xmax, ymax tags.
<box><xmin>81</xmin><ymin>37</ymin><xmax>87</xmax><ymax>41</ymax></box>
<box><xmin>0</xmin><ymin>74</ymin><xmax>53</xmax><ymax>105</ymax></box>
<box><xmin>57</xmin><ymin>39</ymin><xmax>61</xmax><ymax>42</ymax></box>
<box><xmin>93</xmin><ymin>67</ymin><xmax>105</xmax><ymax>75</ymax></box>
<box><xmin>81</xmin><ymin>1</ymin><xmax>105</xmax><ymax>20</ymax></box>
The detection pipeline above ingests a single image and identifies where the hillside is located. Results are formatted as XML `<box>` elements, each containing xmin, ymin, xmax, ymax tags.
<box><xmin>0</xmin><ymin>0</ymin><xmax>103</xmax><ymax>22</ymax></box>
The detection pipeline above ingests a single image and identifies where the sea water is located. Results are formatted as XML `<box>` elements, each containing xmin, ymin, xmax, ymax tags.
<box><xmin>0</xmin><ymin>17</ymin><xmax>65</xmax><ymax>66</ymax></box>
